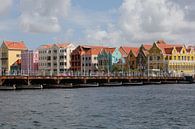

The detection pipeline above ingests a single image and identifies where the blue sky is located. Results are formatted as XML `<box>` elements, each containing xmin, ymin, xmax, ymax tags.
<box><xmin>0</xmin><ymin>0</ymin><xmax>195</xmax><ymax>49</ymax></box>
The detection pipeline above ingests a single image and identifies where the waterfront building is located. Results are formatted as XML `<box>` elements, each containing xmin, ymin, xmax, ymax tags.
<box><xmin>126</xmin><ymin>47</ymin><xmax>139</xmax><ymax>70</ymax></box>
<box><xmin>119</xmin><ymin>46</ymin><xmax>132</xmax><ymax>60</ymax></box>
<box><xmin>136</xmin><ymin>44</ymin><xmax>152</xmax><ymax>74</ymax></box>
<box><xmin>166</xmin><ymin>45</ymin><xmax>195</xmax><ymax>75</ymax></box>
<box><xmin>98</xmin><ymin>48</ymin><xmax>123</xmax><ymax>73</ymax></box>
<box><xmin>21</xmin><ymin>50</ymin><xmax>39</xmax><ymax>75</ymax></box>
<box><xmin>38</xmin><ymin>43</ymin><xmax>75</xmax><ymax>76</ymax></box>
<box><xmin>0</xmin><ymin>41</ymin><xmax>27</xmax><ymax>75</ymax></box>
<box><xmin>70</xmin><ymin>45</ymin><xmax>105</xmax><ymax>75</ymax></box>
<box><xmin>147</xmin><ymin>40</ymin><xmax>195</xmax><ymax>76</ymax></box>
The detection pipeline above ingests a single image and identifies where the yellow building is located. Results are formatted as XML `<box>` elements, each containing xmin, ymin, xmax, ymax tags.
<box><xmin>0</xmin><ymin>41</ymin><xmax>27</xmax><ymax>75</ymax></box>
<box><xmin>148</xmin><ymin>40</ymin><xmax>195</xmax><ymax>76</ymax></box>
<box><xmin>168</xmin><ymin>46</ymin><xmax>195</xmax><ymax>75</ymax></box>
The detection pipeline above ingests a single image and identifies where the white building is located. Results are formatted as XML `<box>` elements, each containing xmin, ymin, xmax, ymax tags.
<box><xmin>38</xmin><ymin>43</ymin><xmax>75</xmax><ymax>76</ymax></box>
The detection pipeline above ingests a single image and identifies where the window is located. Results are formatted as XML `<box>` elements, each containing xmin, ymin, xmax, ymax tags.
<box><xmin>53</xmin><ymin>50</ymin><xmax>57</xmax><ymax>53</ymax></box>
<box><xmin>94</xmin><ymin>57</ymin><xmax>97</xmax><ymax>60</ymax></box>
<box><xmin>60</xmin><ymin>62</ymin><xmax>64</xmax><ymax>66</ymax></box>
<box><xmin>149</xmin><ymin>56</ymin><xmax>152</xmax><ymax>60</ymax></box>
<box><xmin>53</xmin><ymin>56</ymin><xmax>57</xmax><ymax>60</ymax></box>
<box><xmin>60</xmin><ymin>56</ymin><xmax>64</xmax><ymax>59</ymax></box>
<box><xmin>47</xmin><ymin>56</ymin><xmax>51</xmax><ymax>60</ymax></box>
<box><xmin>16</xmin><ymin>54</ymin><xmax>20</xmax><ymax>57</ymax></box>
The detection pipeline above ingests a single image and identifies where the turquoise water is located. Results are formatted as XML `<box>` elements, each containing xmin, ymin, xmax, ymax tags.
<box><xmin>0</xmin><ymin>84</ymin><xmax>195</xmax><ymax>129</ymax></box>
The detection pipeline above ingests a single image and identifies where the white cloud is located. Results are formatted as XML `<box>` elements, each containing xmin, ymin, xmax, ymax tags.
<box><xmin>20</xmin><ymin>0</ymin><xmax>71</xmax><ymax>33</ymax></box>
<box><xmin>83</xmin><ymin>0</ymin><xmax>195</xmax><ymax>45</ymax></box>
<box><xmin>0</xmin><ymin>0</ymin><xmax>12</xmax><ymax>15</ymax></box>
<box><xmin>119</xmin><ymin>0</ymin><xmax>186</xmax><ymax>42</ymax></box>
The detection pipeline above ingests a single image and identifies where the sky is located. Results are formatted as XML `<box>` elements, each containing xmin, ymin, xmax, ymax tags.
<box><xmin>0</xmin><ymin>0</ymin><xmax>195</xmax><ymax>49</ymax></box>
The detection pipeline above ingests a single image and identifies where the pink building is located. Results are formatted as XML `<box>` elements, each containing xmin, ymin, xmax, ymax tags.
<box><xmin>21</xmin><ymin>50</ymin><xmax>38</xmax><ymax>75</ymax></box>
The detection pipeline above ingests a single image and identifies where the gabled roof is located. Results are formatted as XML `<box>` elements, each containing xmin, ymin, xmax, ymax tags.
<box><xmin>155</xmin><ymin>40</ymin><xmax>183</xmax><ymax>54</ymax></box>
<box><xmin>119</xmin><ymin>46</ymin><xmax>132</xmax><ymax>56</ymax></box>
<box><xmin>103</xmin><ymin>48</ymin><xmax>116</xmax><ymax>54</ymax></box>
<box><xmin>3</xmin><ymin>41</ymin><xmax>27</xmax><ymax>50</ymax></box>
<box><xmin>130</xmin><ymin>48</ymin><xmax>139</xmax><ymax>57</ymax></box>
<box><xmin>85</xmin><ymin>47</ymin><xmax>103</xmax><ymax>55</ymax></box>
<box><xmin>143</xmin><ymin>44</ymin><xmax>152</xmax><ymax>50</ymax></box>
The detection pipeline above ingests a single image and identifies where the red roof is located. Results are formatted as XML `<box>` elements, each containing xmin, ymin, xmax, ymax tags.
<box><xmin>143</xmin><ymin>44</ymin><xmax>152</xmax><ymax>50</ymax></box>
<box><xmin>119</xmin><ymin>46</ymin><xmax>132</xmax><ymax>56</ymax></box>
<box><xmin>156</xmin><ymin>40</ymin><xmax>183</xmax><ymax>54</ymax></box>
<box><xmin>103</xmin><ymin>48</ymin><xmax>116</xmax><ymax>54</ymax></box>
<box><xmin>85</xmin><ymin>47</ymin><xmax>103</xmax><ymax>55</ymax></box>
<box><xmin>130</xmin><ymin>48</ymin><xmax>139</xmax><ymax>57</ymax></box>
<box><xmin>3</xmin><ymin>41</ymin><xmax>27</xmax><ymax>50</ymax></box>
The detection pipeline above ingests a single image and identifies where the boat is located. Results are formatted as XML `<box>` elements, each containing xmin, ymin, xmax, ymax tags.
<box><xmin>42</xmin><ymin>83</ymin><xmax>73</xmax><ymax>89</ymax></box>
<box><xmin>144</xmin><ymin>81</ymin><xmax>161</xmax><ymax>85</ymax></box>
<box><xmin>0</xmin><ymin>85</ymin><xmax>16</xmax><ymax>90</ymax></box>
<box><xmin>123</xmin><ymin>82</ymin><xmax>143</xmax><ymax>86</ymax></box>
<box><xmin>177</xmin><ymin>81</ymin><xmax>192</xmax><ymax>84</ymax></box>
<box><xmin>76</xmin><ymin>83</ymin><xmax>99</xmax><ymax>87</ymax></box>
<box><xmin>102</xmin><ymin>82</ymin><xmax>123</xmax><ymax>86</ymax></box>
<box><xmin>16</xmin><ymin>85</ymin><xmax>43</xmax><ymax>90</ymax></box>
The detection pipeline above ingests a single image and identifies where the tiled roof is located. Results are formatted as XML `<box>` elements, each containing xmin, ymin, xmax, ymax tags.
<box><xmin>3</xmin><ymin>41</ymin><xmax>27</xmax><ymax>50</ymax></box>
<box><xmin>85</xmin><ymin>47</ymin><xmax>103</xmax><ymax>55</ymax></box>
<box><xmin>130</xmin><ymin>48</ymin><xmax>139</xmax><ymax>57</ymax></box>
<box><xmin>143</xmin><ymin>44</ymin><xmax>152</xmax><ymax>50</ymax></box>
<box><xmin>155</xmin><ymin>40</ymin><xmax>183</xmax><ymax>54</ymax></box>
<box><xmin>119</xmin><ymin>46</ymin><xmax>133</xmax><ymax>56</ymax></box>
<box><xmin>103</xmin><ymin>48</ymin><xmax>116</xmax><ymax>54</ymax></box>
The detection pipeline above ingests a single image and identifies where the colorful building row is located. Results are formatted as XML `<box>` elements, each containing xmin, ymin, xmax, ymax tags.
<box><xmin>0</xmin><ymin>40</ymin><xmax>195</xmax><ymax>76</ymax></box>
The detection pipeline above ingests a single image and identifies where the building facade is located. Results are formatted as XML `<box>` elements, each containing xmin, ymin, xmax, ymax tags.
<box><xmin>136</xmin><ymin>44</ymin><xmax>152</xmax><ymax>74</ymax></box>
<box><xmin>38</xmin><ymin>43</ymin><xmax>75</xmax><ymax>76</ymax></box>
<box><xmin>70</xmin><ymin>45</ymin><xmax>105</xmax><ymax>75</ymax></box>
<box><xmin>126</xmin><ymin>48</ymin><xmax>139</xmax><ymax>70</ymax></box>
<box><xmin>0</xmin><ymin>41</ymin><xmax>27</xmax><ymax>75</ymax></box>
<box><xmin>98</xmin><ymin>48</ymin><xmax>123</xmax><ymax>73</ymax></box>
<box><xmin>21</xmin><ymin>50</ymin><xmax>39</xmax><ymax>75</ymax></box>
<box><xmin>147</xmin><ymin>40</ymin><xmax>195</xmax><ymax>76</ymax></box>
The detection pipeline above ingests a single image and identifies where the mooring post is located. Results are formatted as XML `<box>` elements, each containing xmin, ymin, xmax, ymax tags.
<box><xmin>83</xmin><ymin>79</ymin><xmax>87</xmax><ymax>84</ymax></box>
<box><xmin>27</xmin><ymin>77</ymin><xmax>31</xmax><ymax>86</ymax></box>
